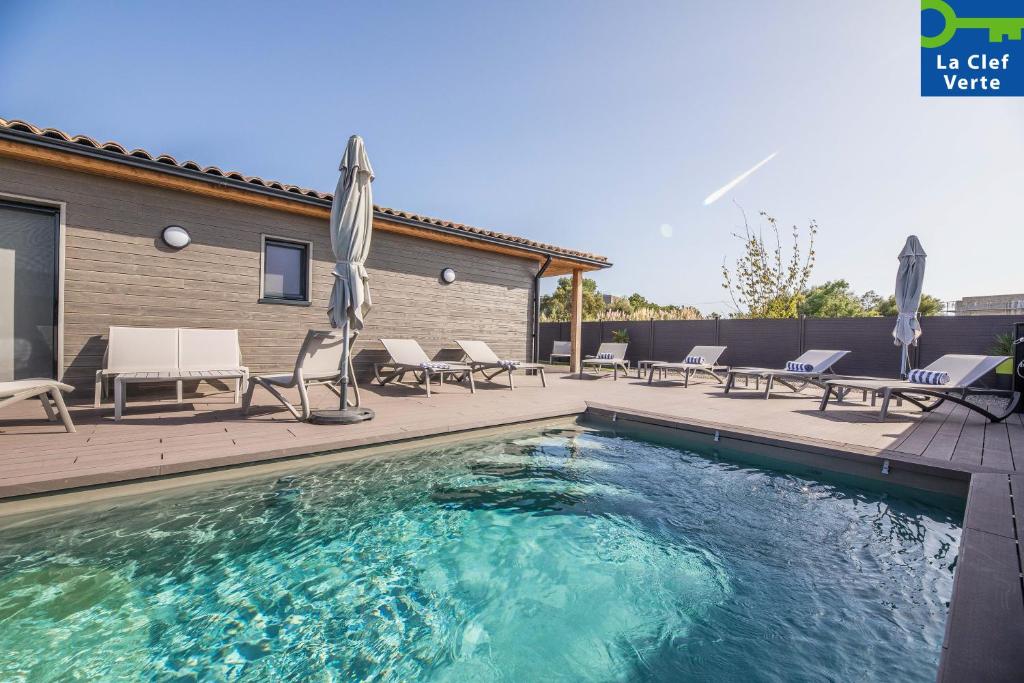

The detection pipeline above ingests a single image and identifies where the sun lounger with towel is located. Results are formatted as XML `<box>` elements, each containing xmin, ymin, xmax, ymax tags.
<box><xmin>374</xmin><ymin>339</ymin><xmax>476</xmax><ymax>397</ymax></box>
<box><xmin>455</xmin><ymin>340</ymin><xmax>547</xmax><ymax>389</ymax></box>
<box><xmin>819</xmin><ymin>354</ymin><xmax>1019</xmax><ymax>421</ymax></box>
<box><xmin>724</xmin><ymin>349</ymin><xmax>850</xmax><ymax>399</ymax></box>
<box><xmin>581</xmin><ymin>343</ymin><xmax>629</xmax><ymax>380</ymax></box>
<box><xmin>648</xmin><ymin>346</ymin><xmax>728</xmax><ymax>387</ymax></box>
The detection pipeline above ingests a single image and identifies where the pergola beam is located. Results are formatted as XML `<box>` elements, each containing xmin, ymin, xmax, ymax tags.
<box><xmin>569</xmin><ymin>268</ymin><xmax>583</xmax><ymax>373</ymax></box>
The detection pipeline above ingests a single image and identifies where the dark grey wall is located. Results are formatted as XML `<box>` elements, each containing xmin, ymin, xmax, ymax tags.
<box><xmin>540</xmin><ymin>315</ymin><xmax>1022</xmax><ymax>383</ymax></box>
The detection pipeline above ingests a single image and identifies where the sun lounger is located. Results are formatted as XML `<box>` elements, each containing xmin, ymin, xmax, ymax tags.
<box><xmin>549</xmin><ymin>341</ymin><xmax>571</xmax><ymax>364</ymax></box>
<box><xmin>0</xmin><ymin>379</ymin><xmax>75</xmax><ymax>433</ymax></box>
<box><xmin>648</xmin><ymin>346</ymin><xmax>727</xmax><ymax>387</ymax></box>
<box><xmin>455</xmin><ymin>340</ymin><xmax>547</xmax><ymax>390</ymax></box>
<box><xmin>581</xmin><ymin>343</ymin><xmax>630</xmax><ymax>380</ymax></box>
<box><xmin>243</xmin><ymin>329</ymin><xmax>358</xmax><ymax>421</ymax></box>
<box><xmin>374</xmin><ymin>339</ymin><xmax>475</xmax><ymax>397</ymax></box>
<box><xmin>820</xmin><ymin>354</ymin><xmax>1020</xmax><ymax>422</ymax></box>
<box><xmin>724</xmin><ymin>349</ymin><xmax>850</xmax><ymax>399</ymax></box>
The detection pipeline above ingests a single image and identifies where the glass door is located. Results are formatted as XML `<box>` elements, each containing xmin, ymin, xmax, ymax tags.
<box><xmin>0</xmin><ymin>200</ymin><xmax>59</xmax><ymax>380</ymax></box>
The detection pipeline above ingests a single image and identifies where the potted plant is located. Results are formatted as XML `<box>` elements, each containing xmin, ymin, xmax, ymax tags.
<box><xmin>612</xmin><ymin>328</ymin><xmax>630</xmax><ymax>344</ymax></box>
<box><xmin>991</xmin><ymin>333</ymin><xmax>1015</xmax><ymax>390</ymax></box>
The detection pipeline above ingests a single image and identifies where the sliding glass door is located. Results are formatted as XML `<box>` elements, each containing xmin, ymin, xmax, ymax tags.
<box><xmin>0</xmin><ymin>200</ymin><xmax>59</xmax><ymax>380</ymax></box>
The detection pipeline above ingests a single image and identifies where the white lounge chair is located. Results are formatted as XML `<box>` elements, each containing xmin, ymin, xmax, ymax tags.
<box><xmin>0</xmin><ymin>379</ymin><xmax>75</xmax><ymax>433</ymax></box>
<box><xmin>648</xmin><ymin>346</ymin><xmax>728</xmax><ymax>387</ymax></box>
<box><xmin>820</xmin><ymin>354</ymin><xmax>1019</xmax><ymax>422</ymax></box>
<box><xmin>374</xmin><ymin>339</ymin><xmax>475</xmax><ymax>397</ymax></box>
<box><xmin>243</xmin><ymin>329</ymin><xmax>357</xmax><ymax>421</ymax></box>
<box><xmin>550</xmin><ymin>341</ymin><xmax>571</xmax><ymax>364</ymax></box>
<box><xmin>455</xmin><ymin>340</ymin><xmax>547</xmax><ymax>390</ymax></box>
<box><xmin>581</xmin><ymin>342</ymin><xmax>630</xmax><ymax>380</ymax></box>
<box><xmin>724</xmin><ymin>349</ymin><xmax>850</xmax><ymax>399</ymax></box>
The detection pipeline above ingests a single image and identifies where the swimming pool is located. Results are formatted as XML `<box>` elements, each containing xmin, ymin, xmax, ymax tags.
<box><xmin>0</xmin><ymin>426</ymin><xmax>961</xmax><ymax>681</ymax></box>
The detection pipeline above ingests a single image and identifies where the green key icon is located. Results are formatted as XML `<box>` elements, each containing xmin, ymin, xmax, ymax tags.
<box><xmin>921</xmin><ymin>0</ymin><xmax>1024</xmax><ymax>48</ymax></box>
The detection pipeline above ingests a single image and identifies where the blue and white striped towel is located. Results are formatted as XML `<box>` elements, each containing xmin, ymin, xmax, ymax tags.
<box><xmin>596</xmin><ymin>352</ymin><xmax>614</xmax><ymax>360</ymax></box>
<box><xmin>785</xmin><ymin>361</ymin><xmax>815</xmax><ymax>373</ymax></box>
<box><xmin>497</xmin><ymin>360</ymin><xmax>521</xmax><ymax>370</ymax></box>
<box><xmin>420</xmin><ymin>362</ymin><xmax>452</xmax><ymax>371</ymax></box>
<box><xmin>685</xmin><ymin>355</ymin><xmax>705</xmax><ymax>365</ymax></box>
<box><xmin>908</xmin><ymin>369</ymin><xmax>950</xmax><ymax>385</ymax></box>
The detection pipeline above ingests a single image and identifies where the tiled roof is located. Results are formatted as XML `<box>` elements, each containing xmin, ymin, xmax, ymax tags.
<box><xmin>0</xmin><ymin>117</ymin><xmax>608</xmax><ymax>265</ymax></box>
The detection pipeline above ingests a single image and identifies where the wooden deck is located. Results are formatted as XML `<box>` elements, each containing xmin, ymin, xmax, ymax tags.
<box><xmin>1</xmin><ymin>367</ymin><xmax>1020</xmax><ymax>499</ymax></box>
<box><xmin>1</xmin><ymin>366</ymin><xmax>1022</xmax><ymax>680</ymax></box>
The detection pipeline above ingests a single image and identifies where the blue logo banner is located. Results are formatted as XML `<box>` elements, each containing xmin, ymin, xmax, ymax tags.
<box><xmin>921</xmin><ymin>0</ymin><xmax>1024</xmax><ymax>96</ymax></box>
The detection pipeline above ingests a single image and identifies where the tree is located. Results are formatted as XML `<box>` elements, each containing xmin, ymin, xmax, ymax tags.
<box><xmin>799</xmin><ymin>280</ymin><xmax>875</xmax><ymax>318</ymax></box>
<box><xmin>872</xmin><ymin>293</ymin><xmax>944</xmax><ymax>317</ymax></box>
<box><xmin>540</xmin><ymin>276</ymin><xmax>606</xmax><ymax>321</ymax></box>
<box><xmin>627</xmin><ymin>293</ymin><xmax>651</xmax><ymax>310</ymax></box>
<box><xmin>722</xmin><ymin>210</ymin><xmax>817</xmax><ymax>318</ymax></box>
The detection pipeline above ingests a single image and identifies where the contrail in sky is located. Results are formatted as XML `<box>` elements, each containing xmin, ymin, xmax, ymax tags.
<box><xmin>703</xmin><ymin>151</ymin><xmax>778</xmax><ymax>206</ymax></box>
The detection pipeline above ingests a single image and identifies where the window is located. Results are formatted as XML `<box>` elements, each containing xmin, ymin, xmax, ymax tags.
<box><xmin>260</xmin><ymin>236</ymin><xmax>311</xmax><ymax>304</ymax></box>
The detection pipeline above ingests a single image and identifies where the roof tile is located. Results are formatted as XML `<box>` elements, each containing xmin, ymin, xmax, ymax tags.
<box><xmin>0</xmin><ymin>117</ymin><xmax>607</xmax><ymax>264</ymax></box>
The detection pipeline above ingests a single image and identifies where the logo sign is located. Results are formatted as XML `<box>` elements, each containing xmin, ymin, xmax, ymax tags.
<box><xmin>921</xmin><ymin>0</ymin><xmax>1024</xmax><ymax>96</ymax></box>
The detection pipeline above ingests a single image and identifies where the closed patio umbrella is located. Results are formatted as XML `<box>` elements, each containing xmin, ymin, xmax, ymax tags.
<box><xmin>310</xmin><ymin>135</ymin><xmax>375</xmax><ymax>425</ymax></box>
<box><xmin>893</xmin><ymin>235</ymin><xmax>927</xmax><ymax>378</ymax></box>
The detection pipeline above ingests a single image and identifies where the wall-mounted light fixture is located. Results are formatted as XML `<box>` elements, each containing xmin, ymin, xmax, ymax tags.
<box><xmin>441</xmin><ymin>267</ymin><xmax>456</xmax><ymax>284</ymax></box>
<box><xmin>161</xmin><ymin>225</ymin><xmax>191</xmax><ymax>249</ymax></box>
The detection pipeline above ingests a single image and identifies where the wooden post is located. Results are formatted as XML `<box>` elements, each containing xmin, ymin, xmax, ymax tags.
<box><xmin>569</xmin><ymin>268</ymin><xmax>583</xmax><ymax>373</ymax></box>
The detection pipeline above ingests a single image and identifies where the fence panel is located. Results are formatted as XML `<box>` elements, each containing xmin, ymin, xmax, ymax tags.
<box><xmin>538</xmin><ymin>316</ymin><xmax>1024</xmax><ymax>380</ymax></box>
<box><xmin>919</xmin><ymin>315</ymin><xmax>1019</xmax><ymax>365</ymax></box>
<box><xmin>718</xmin><ymin>319</ymin><xmax>800</xmax><ymax>368</ymax></box>
<box><xmin>803</xmin><ymin>317</ymin><xmax>902</xmax><ymax>377</ymax></box>
<box><xmin>581</xmin><ymin>322</ymin><xmax>602</xmax><ymax>357</ymax></box>
<box><xmin>650</xmin><ymin>320</ymin><xmax>718</xmax><ymax>361</ymax></box>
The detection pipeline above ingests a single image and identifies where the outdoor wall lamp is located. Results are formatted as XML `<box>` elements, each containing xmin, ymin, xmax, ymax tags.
<box><xmin>161</xmin><ymin>225</ymin><xmax>191</xmax><ymax>249</ymax></box>
<box><xmin>441</xmin><ymin>267</ymin><xmax>456</xmax><ymax>284</ymax></box>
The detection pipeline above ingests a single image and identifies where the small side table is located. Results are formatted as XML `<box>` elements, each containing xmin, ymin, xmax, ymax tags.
<box><xmin>636</xmin><ymin>360</ymin><xmax>664</xmax><ymax>380</ymax></box>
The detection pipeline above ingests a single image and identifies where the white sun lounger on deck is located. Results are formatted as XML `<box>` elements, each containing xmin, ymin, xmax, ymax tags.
<box><xmin>0</xmin><ymin>379</ymin><xmax>75</xmax><ymax>433</ymax></box>
<box><xmin>581</xmin><ymin>343</ymin><xmax>630</xmax><ymax>380</ymax></box>
<box><xmin>243</xmin><ymin>329</ymin><xmax>357</xmax><ymax>421</ymax></box>
<box><xmin>724</xmin><ymin>349</ymin><xmax>850</xmax><ymax>399</ymax></box>
<box><xmin>648</xmin><ymin>346</ymin><xmax>727</xmax><ymax>387</ymax></box>
<box><xmin>820</xmin><ymin>354</ymin><xmax>1019</xmax><ymax>422</ymax></box>
<box><xmin>455</xmin><ymin>339</ymin><xmax>547</xmax><ymax>390</ymax></box>
<box><xmin>374</xmin><ymin>339</ymin><xmax>475</xmax><ymax>397</ymax></box>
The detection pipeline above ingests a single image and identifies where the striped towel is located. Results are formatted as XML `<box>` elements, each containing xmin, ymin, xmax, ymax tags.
<box><xmin>785</xmin><ymin>361</ymin><xmax>815</xmax><ymax>373</ymax></box>
<box><xmin>908</xmin><ymin>369</ymin><xmax>950</xmax><ymax>385</ymax></box>
<box><xmin>420</xmin><ymin>362</ymin><xmax>451</xmax><ymax>371</ymax></box>
<box><xmin>596</xmin><ymin>352</ymin><xmax>614</xmax><ymax>360</ymax></box>
<box><xmin>497</xmin><ymin>360</ymin><xmax>521</xmax><ymax>370</ymax></box>
<box><xmin>685</xmin><ymin>355</ymin><xmax>705</xmax><ymax>365</ymax></box>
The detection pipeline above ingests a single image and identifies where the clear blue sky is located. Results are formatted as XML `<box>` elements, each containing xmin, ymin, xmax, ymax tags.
<box><xmin>2</xmin><ymin>1</ymin><xmax>1021</xmax><ymax>314</ymax></box>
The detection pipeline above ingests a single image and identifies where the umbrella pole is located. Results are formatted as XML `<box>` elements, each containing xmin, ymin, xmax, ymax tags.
<box><xmin>339</xmin><ymin>321</ymin><xmax>349</xmax><ymax>410</ymax></box>
<box><xmin>309</xmin><ymin>319</ymin><xmax>375</xmax><ymax>425</ymax></box>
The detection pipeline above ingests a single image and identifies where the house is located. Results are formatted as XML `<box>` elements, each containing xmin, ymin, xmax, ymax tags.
<box><xmin>0</xmin><ymin>118</ymin><xmax>609</xmax><ymax>394</ymax></box>
<box><xmin>954</xmin><ymin>293</ymin><xmax>1024</xmax><ymax>316</ymax></box>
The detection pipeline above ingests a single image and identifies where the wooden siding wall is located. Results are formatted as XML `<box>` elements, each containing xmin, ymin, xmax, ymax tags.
<box><xmin>0</xmin><ymin>157</ymin><xmax>536</xmax><ymax>392</ymax></box>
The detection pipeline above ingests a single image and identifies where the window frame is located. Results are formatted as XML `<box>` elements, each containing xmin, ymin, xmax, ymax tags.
<box><xmin>259</xmin><ymin>234</ymin><xmax>312</xmax><ymax>306</ymax></box>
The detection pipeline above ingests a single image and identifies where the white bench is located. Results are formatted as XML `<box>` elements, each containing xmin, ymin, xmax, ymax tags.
<box><xmin>96</xmin><ymin>327</ymin><xmax>248</xmax><ymax>418</ymax></box>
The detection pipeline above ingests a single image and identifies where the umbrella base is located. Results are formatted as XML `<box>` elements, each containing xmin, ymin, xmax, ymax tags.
<box><xmin>308</xmin><ymin>408</ymin><xmax>375</xmax><ymax>425</ymax></box>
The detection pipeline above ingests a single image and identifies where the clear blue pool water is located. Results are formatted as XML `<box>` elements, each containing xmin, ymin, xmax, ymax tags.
<box><xmin>0</xmin><ymin>427</ymin><xmax>961</xmax><ymax>682</ymax></box>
